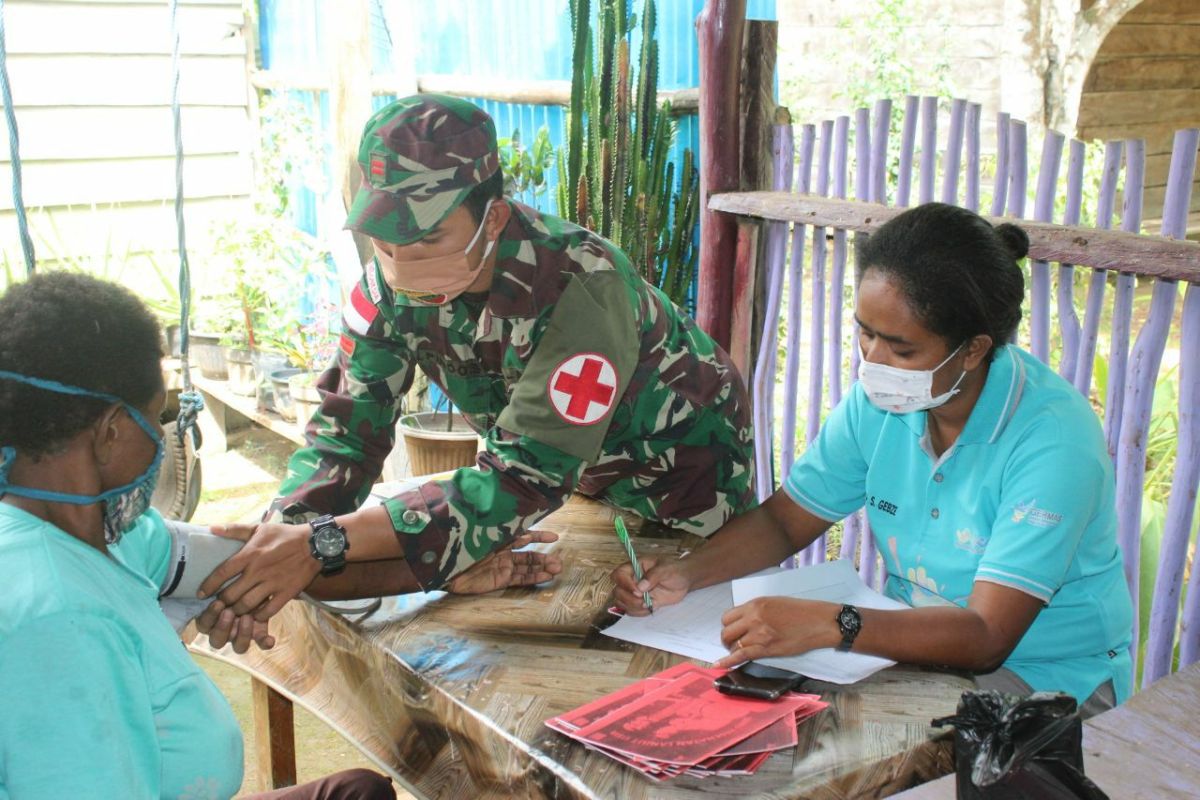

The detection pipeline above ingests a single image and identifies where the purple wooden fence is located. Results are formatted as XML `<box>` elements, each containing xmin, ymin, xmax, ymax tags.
<box><xmin>745</xmin><ymin>95</ymin><xmax>1200</xmax><ymax>690</ymax></box>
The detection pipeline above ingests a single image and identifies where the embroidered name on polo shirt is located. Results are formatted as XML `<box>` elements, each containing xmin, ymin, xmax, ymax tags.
<box><xmin>1011</xmin><ymin>500</ymin><xmax>1063</xmax><ymax>528</ymax></box>
<box><xmin>869</xmin><ymin>496</ymin><xmax>899</xmax><ymax>516</ymax></box>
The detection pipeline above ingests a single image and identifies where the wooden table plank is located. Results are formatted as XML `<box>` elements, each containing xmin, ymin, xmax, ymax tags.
<box><xmin>192</xmin><ymin>497</ymin><xmax>973</xmax><ymax>799</ymax></box>
<box><xmin>891</xmin><ymin>662</ymin><xmax>1200</xmax><ymax>799</ymax></box>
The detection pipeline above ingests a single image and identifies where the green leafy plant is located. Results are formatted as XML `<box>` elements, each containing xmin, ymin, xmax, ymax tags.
<box><xmin>34</xmin><ymin>207</ymin><xmax>134</xmax><ymax>282</ymax></box>
<box><xmin>260</xmin><ymin>299</ymin><xmax>341</xmax><ymax>373</ymax></box>
<box><xmin>788</xmin><ymin>0</ymin><xmax>955</xmax><ymax>203</ymax></box>
<box><xmin>498</xmin><ymin>126</ymin><xmax>556</xmax><ymax>209</ymax></box>
<box><xmin>194</xmin><ymin>92</ymin><xmax>332</xmax><ymax>348</ymax></box>
<box><xmin>557</xmin><ymin>0</ymin><xmax>699</xmax><ymax>307</ymax></box>
<box><xmin>138</xmin><ymin>252</ymin><xmax>184</xmax><ymax>331</ymax></box>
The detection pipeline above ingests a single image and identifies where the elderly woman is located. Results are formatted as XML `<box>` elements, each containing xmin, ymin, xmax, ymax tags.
<box><xmin>613</xmin><ymin>202</ymin><xmax>1133</xmax><ymax>717</ymax></box>
<box><xmin>0</xmin><ymin>273</ymin><xmax>559</xmax><ymax>798</ymax></box>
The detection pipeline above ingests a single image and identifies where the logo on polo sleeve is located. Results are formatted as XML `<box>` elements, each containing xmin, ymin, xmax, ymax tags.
<box><xmin>548</xmin><ymin>353</ymin><xmax>617</xmax><ymax>425</ymax></box>
<box><xmin>1011</xmin><ymin>500</ymin><xmax>1063</xmax><ymax>528</ymax></box>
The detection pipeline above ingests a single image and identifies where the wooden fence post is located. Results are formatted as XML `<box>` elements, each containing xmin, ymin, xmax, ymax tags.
<box><xmin>734</xmin><ymin>19</ymin><xmax>778</xmax><ymax>381</ymax></box>
<box><xmin>695</xmin><ymin>0</ymin><xmax>746</xmax><ymax>351</ymax></box>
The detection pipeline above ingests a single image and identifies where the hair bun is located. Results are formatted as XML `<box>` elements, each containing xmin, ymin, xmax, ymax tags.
<box><xmin>994</xmin><ymin>222</ymin><xmax>1030</xmax><ymax>261</ymax></box>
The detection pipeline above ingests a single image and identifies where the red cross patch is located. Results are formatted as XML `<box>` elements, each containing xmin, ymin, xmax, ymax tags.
<box><xmin>548</xmin><ymin>353</ymin><xmax>618</xmax><ymax>425</ymax></box>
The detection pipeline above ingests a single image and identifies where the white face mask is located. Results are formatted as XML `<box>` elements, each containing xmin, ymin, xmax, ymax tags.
<box><xmin>859</xmin><ymin>342</ymin><xmax>967</xmax><ymax>414</ymax></box>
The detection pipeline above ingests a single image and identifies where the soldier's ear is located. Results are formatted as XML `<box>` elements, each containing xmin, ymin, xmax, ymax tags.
<box><xmin>485</xmin><ymin>198</ymin><xmax>511</xmax><ymax>239</ymax></box>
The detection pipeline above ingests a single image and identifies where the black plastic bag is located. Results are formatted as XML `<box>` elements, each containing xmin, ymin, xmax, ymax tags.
<box><xmin>931</xmin><ymin>690</ymin><xmax>1109</xmax><ymax>799</ymax></box>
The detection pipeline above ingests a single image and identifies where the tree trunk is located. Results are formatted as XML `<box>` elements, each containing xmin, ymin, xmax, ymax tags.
<box><xmin>1004</xmin><ymin>0</ymin><xmax>1144</xmax><ymax>134</ymax></box>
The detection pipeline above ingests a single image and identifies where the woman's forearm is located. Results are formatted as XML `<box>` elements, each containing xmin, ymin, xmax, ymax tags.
<box><xmin>683</xmin><ymin>491</ymin><xmax>829</xmax><ymax>590</ymax></box>
<box><xmin>854</xmin><ymin>606</ymin><xmax>1010</xmax><ymax>671</ymax></box>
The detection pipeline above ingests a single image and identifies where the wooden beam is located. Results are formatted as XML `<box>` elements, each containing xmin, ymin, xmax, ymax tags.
<box><xmin>327</xmin><ymin>0</ymin><xmax>374</xmax><ymax>266</ymax></box>
<box><xmin>416</xmin><ymin>74</ymin><xmax>572</xmax><ymax>106</ymax></box>
<box><xmin>737</xmin><ymin>20</ymin><xmax>778</xmax><ymax>380</ymax></box>
<box><xmin>247</xmin><ymin>71</ymin><xmax>698</xmax><ymax>114</ymax></box>
<box><xmin>252</xmin><ymin>677</ymin><xmax>297</xmax><ymax>790</ymax></box>
<box><xmin>729</xmin><ymin>220</ymin><xmax>758</xmax><ymax>380</ymax></box>
<box><xmin>709</xmin><ymin>192</ymin><xmax>1200</xmax><ymax>282</ymax></box>
<box><xmin>417</xmin><ymin>74</ymin><xmax>699</xmax><ymax>115</ymax></box>
<box><xmin>694</xmin><ymin>0</ymin><xmax>747</xmax><ymax>351</ymax></box>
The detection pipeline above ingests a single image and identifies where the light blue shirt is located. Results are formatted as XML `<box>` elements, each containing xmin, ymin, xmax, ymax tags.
<box><xmin>0</xmin><ymin>505</ymin><xmax>243</xmax><ymax>799</ymax></box>
<box><xmin>784</xmin><ymin>345</ymin><xmax>1133</xmax><ymax>704</ymax></box>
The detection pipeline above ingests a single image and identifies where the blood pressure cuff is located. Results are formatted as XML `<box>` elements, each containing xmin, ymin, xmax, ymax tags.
<box><xmin>158</xmin><ymin>519</ymin><xmax>244</xmax><ymax>599</ymax></box>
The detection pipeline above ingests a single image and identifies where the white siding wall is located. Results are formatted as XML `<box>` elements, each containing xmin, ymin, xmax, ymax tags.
<box><xmin>0</xmin><ymin>0</ymin><xmax>252</xmax><ymax>283</ymax></box>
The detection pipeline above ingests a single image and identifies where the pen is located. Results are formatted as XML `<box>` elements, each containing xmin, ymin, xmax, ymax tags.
<box><xmin>614</xmin><ymin>516</ymin><xmax>653</xmax><ymax>613</ymax></box>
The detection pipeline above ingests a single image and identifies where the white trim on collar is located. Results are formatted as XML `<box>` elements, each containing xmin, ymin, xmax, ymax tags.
<box><xmin>988</xmin><ymin>347</ymin><xmax>1026</xmax><ymax>444</ymax></box>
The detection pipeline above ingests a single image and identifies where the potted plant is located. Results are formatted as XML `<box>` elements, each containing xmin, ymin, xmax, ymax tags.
<box><xmin>263</xmin><ymin>299</ymin><xmax>340</xmax><ymax>428</ymax></box>
<box><xmin>186</xmin><ymin>293</ymin><xmax>241</xmax><ymax>381</ymax></box>
<box><xmin>211</xmin><ymin>212</ymin><xmax>332</xmax><ymax>400</ymax></box>
<box><xmin>396</xmin><ymin>390</ymin><xmax>481</xmax><ymax>475</ymax></box>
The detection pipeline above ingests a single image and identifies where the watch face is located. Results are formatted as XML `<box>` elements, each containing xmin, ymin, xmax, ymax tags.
<box><xmin>314</xmin><ymin>527</ymin><xmax>344</xmax><ymax>557</ymax></box>
<box><xmin>838</xmin><ymin>608</ymin><xmax>861</xmax><ymax>633</ymax></box>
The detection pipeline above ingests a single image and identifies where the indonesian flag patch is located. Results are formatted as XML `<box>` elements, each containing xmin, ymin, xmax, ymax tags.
<box><xmin>547</xmin><ymin>353</ymin><xmax>618</xmax><ymax>425</ymax></box>
<box><xmin>343</xmin><ymin>284</ymin><xmax>379</xmax><ymax>336</ymax></box>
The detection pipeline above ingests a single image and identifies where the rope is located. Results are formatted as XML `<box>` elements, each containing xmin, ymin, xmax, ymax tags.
<box><xmin>0</xmin><ymin>0</ymin><xmax>34</xmax><ymax>275</ymax></box>
<box><xmin>168</xmin><ymin>0</ymin><xmax>202</xmax><ymax>449</ymax></box>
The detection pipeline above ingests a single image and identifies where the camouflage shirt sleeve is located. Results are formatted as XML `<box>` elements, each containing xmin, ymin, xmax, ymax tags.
<box><xmin>381</xmin><ymin>430</ymin><xmax>586</xmax><ymax>590</ymax></box>
<box><xmin>270</xmin><ymin>264</ymin><xmax>415</xmax><ymax>519</ymax></box>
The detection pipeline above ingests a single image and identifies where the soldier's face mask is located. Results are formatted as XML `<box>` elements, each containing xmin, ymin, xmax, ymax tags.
<box><xmin>373</xmin><ymin>199</ymin><xmax>496</xmax><ymax>305</ymax></box>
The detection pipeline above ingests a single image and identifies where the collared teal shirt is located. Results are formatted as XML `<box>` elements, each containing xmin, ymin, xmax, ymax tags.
<box><xmin>784</xmin><ymin>345</ymin><xmax>1133</xmax><ymax>704</ymax></box>
<box><xmin>0</xmin><ymin>506</ymin><xmax>243</xmax><ymax>799</ymax></box>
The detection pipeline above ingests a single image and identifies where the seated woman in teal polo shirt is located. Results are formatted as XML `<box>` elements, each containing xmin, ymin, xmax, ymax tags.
<box><xmin>612</xmin><ymin>202</ymin><xmax>1133</xmax><ymax>715</ymax></box>
<box><xmin>0</xmin><ymin>273</ymin><xmax>557</xmax><ymax>798</ymax></box>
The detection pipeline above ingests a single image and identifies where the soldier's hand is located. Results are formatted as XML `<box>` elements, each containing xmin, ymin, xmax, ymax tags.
<box><xmin>446</xmin><ymin>531</ymin><xmax>563</xmax><ymax>595</ymax></box>
<box><xmin>197</xmin><ymin>522</ymin><xmax>320</xmax><ymax>622</ymax></box>
<box><xmin>611</xmin><ymin>557</ymin><xmax>692</xmax><ymax>616</ymax></box>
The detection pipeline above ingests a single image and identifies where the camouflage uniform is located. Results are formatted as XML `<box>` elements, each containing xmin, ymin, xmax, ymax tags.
<box><xmin>272</xmin><ymin>95</ymin><xmax>754</xmax><ymax>591</ymax></box>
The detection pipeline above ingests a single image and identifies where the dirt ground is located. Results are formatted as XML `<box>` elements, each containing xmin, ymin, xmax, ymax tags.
<box><xmin>186</xmin><ymin>427</ymin><xmax>414</xmax><ymax>798</ymax></box>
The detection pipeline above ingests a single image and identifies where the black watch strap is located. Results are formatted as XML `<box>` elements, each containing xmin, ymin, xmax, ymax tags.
<box><xmin>835</xmin><ymin>604</ymin><xmax>862</xmax><ymax>652</ymax></box>
<box><xmin>308</xmin><ymin>514</ymin><xmax>348</xmax><ymax>577</ymax></box>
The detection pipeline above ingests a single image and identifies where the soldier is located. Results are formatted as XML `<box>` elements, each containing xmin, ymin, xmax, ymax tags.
<box><xmin>197</xmin><ymin>94</ymin><xmax>754</xmax><ymax>618</ymax></box>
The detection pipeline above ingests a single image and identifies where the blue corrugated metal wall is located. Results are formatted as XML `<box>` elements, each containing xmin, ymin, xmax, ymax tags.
<box><xmin>259</xmin><ymin>0</ymin><xmax>776</xmax><ymax>245</ymax></box>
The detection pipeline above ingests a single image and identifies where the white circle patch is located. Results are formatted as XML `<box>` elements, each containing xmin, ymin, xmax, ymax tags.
<box><xmin>548</xmin><ymin>353</ymin><xmax>618</xmax><ymax>425</ymax></box>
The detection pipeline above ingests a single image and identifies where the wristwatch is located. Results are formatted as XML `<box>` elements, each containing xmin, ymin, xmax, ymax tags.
<box><xmin>308</xmin><ymin>514</ymin><xmax>349</xmax><ymax>576</ymax></box>
<box><xmin>835</xmin><ymin>604</ymin><xmax>862</xmax><ymax>652</ymax></box>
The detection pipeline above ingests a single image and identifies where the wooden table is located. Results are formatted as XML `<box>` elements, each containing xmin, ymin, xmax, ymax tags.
<box><xmin>892</xmin><ymin>661</ymin><xmax>1200</xmax><ymax>799</ymax></box>
<box><xmin>191</xmin><ymin>497</ymin><xmax>975</xmax><ymax>799</ymax></box>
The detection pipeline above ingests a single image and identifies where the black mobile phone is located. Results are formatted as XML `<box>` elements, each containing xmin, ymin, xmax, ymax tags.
<box><xmin>713</xmin><ymin>662</ymin><xmax>808</xmax><ymax>700</ymax></box>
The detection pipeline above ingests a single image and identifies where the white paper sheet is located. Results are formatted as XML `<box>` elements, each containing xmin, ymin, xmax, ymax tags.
<box><xmin>601</xmin><ymin>581</ymin><xmax>733</xmax><ymax>663</ymax></box>
<box><xmin>602</xmin><ymin>559</ymin><xmax>907</xmax><ymax>685</ymax></box>
<box><xmin>730</xmin><ymin>559</ymin><xmax>907</xmax><ymax>684</ymax></box>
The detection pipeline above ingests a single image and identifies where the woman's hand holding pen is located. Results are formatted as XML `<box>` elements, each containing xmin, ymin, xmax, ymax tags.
<box><xmin>611</xmin><ymin>557</ymin><xmax>693</xmax><ymax>616</ymax></box>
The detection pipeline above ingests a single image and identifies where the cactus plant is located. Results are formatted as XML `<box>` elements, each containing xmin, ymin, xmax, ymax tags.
<box><xmin>557</xmin><ymin>0</ymin><xmax>698</xmax><ymax>309</ymax></box>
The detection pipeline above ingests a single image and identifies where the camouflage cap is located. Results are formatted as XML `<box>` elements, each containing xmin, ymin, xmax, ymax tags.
<box><xmin>344</xmin><ymin>94</ymin><xmax>499</xmax><ymax>244</ymax></box>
